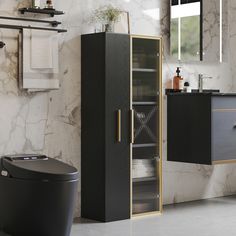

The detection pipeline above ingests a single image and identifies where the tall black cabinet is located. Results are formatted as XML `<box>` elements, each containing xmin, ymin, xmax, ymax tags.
<box><xmin>81</xmin><ymin>33</ymin><xmax>162</xmax><ymax>222</ymax></box>
<box><xmin>81</xmin><ymin>33</ymin><xmax>130</xmax><ymax>222</ymax></box>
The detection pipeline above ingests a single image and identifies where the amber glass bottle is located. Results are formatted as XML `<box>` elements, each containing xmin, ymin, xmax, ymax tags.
<box><xmin>173</xmin><ymin>67</ymin><xmax>183</xmax><ymax>90</ymax></box>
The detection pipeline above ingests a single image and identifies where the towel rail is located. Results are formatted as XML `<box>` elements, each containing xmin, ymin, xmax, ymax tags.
<box><xmin>0</xmin><ymin>16</ymin><xmax>61</xmax><ymax>27</ymax></box>
<box><xmin>0</xmin><ymin>23</ymin><xmax>67</xmax><ymax>33</ymax></box>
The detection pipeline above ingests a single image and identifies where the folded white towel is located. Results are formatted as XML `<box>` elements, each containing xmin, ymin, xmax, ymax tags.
<box><xmin>23</xmin><ymin>78</ymin><xmax>60</xmax><ymax>90</ymax></box>
<box><xmin>19</xmin><ymin>29</ymin><xmax>59</xmax><ymax>91</ymax></box>
<box><xmin>31</xmin><ymin>30</ymin><xmax>53</xmax><ymax>69</ymax></box>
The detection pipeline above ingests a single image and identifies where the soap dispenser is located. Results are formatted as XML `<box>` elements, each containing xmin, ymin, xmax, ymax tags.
<box><xmin>173</xmin><ymin>67</ymin><xmax>183</xmax><ymax>90</ymax></box>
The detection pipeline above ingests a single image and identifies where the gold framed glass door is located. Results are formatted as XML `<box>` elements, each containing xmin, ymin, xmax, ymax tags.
<box><xmin>130</xmin><ymin>35</ymin><xmax>162</xmax><ymax>217</ymax></box>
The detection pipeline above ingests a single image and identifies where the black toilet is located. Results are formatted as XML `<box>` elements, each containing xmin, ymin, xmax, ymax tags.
<box><xmin>0</xmin><ymin>154</ymin><xmax>79</xmax><ymax>236</ymax></box>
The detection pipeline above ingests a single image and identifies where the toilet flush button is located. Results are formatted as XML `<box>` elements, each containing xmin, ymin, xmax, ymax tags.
<box><xmin>1</xmin><ymin>170</ymin><xmax>8</xmax><ymax>177</ymax></box>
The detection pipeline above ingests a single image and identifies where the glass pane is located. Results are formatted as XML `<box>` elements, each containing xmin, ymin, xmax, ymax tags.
<box><xmin>132</xmin><ymin>159</ymin><xmax>160</xmax><ymax>214</ymax></box>
<box><xmin>133</xmin><ymin>72</ymin><xmax>158</xmax><ymax>102</ymax></box>
<box><xmin>132</xmin><ymin>38</ymin><xmax>160</xmax><ymax>102</ymax></box>
<box><xmin>170</xmin><ymin>0</ymin><xmax>201</xmax><ymax>61</ymax></box>
<box><xmin>132</xmin><ymin>37</ymin><xmax>160</xmax><ymax>215</ymax></box>
<box><xmin>181</xmin><ymin>15</ymin><xmax>200</xmax><ymax>61</ymax></box>
<box><xmin>133</xmin><ymin>105</ymin><xmax>158</xmax><ymax>145</ymax></box>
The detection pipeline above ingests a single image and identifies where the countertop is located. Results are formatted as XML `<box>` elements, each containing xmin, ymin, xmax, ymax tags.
<box><xmin>166</xmin><ymin>88</ymin><xmax>236</xmax><ymax>96</ymax></box>
<box><xmin>167</xmin><ymin>92</ymin><xmax>236</xmax><ymax>96</ymax></box>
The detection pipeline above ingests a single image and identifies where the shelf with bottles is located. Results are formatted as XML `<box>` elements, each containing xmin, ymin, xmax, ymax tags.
<box><xmin>19</xmin><ymin>8</ymin><xmax>65</xmax><ymax>17</ymax></box>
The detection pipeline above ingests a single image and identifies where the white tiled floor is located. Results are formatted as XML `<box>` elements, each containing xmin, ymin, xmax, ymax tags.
<box><xmin>71</xmin><ymin>195</ymin><xmax>236</xmax><ymax>236</ymax></box>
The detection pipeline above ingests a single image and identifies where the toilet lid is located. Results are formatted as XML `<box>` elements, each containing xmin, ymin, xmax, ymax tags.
<box><xmin>1</xmin><ymin>154</ymin><xmax>79</xmax><ymax>181</ymax></box>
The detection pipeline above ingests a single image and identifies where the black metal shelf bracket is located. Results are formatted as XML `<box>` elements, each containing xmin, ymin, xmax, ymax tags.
<box><xmin>19</xmin><ymin>8</ymin><xmax>65</xmax><ymax>17</ymax></box>
<box><xmin>0</xmin><ymin>16</ymin><xmax>61</xmax><ymax>27</ymax></box>
<box><xmin>0</xmin><ymin>12</ymin><xmax>67</xmax><ymax>48</ymax></box>
<box><xmin>0</xmin><ymin>23</ymin><xmax>67</xmax><ymax>33</ymax></box>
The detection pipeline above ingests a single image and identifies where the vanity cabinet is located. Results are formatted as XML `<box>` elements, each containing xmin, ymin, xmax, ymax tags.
<box><xmin>81</xmin><ymin>33</ymin><xmax>162</xmax><ymax>222</ymax></box>
<box><xmin>167</xmin><ymin>94</ymin><xmax>236</xmax><ymax>165</ymax></box>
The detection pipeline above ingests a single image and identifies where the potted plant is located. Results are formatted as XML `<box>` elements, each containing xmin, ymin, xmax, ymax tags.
<box><xmin>91</xmin><ymin>5</ymin><xmax>123</xmax><ymax>32</ymax></box>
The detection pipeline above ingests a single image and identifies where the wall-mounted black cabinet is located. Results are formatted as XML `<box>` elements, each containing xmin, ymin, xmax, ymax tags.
<box><xmin>167</xmin><ymin>93</ymin><xmax>236</xmax><ymax>165</ymax></box>
<box><xmin>81</xmin><ymin>33</ymin><xmax>162</xmax><ymax>222</ymax></box>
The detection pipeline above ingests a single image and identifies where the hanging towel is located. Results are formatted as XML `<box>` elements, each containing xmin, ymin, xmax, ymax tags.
<box><xmin>31</xmin><ymin>30</ymin><xmax>54</xmax><ymax>69</ymax></box>
<box><xmin>19</xmin><ymin>29</ymin><xmax>60</xmax><ymax>91</ymax></box>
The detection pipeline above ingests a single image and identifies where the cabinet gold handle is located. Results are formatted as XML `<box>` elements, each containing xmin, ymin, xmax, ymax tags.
<box><xmin>130</xmin><ymin>109</ymin><xmax>134</xmax><ymax>144</ymax></box>
<box><xmin>117</xmin><ymin>109</ymin><xmax>121</xmax><ymax>142</ymax></box>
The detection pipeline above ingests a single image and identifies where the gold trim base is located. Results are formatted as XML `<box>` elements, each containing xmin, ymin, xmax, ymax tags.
<box><xmin>212</xmin><ymin>109</ymin><xmax>236</xmax><ymax>112</ymax></box>
<box><xmin>213</xmin><ymin>159</ymin><xmax>236</xmax><ymax>165</ymax></box>
<box><xmin>132</xmin><ymin>211</ymin><xmax>162</xmax><ymax>219</ymax></box>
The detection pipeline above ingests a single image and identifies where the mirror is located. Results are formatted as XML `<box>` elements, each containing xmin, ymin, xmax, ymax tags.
<box><xmin>171</xmin><ymin>0</ymin><xmax>202</xmax><ymax>61</ymax></box>
<box><xmin>170</xmin><ymin>0</ymin><xmax>223</xmax><ymax>62</ymax></box>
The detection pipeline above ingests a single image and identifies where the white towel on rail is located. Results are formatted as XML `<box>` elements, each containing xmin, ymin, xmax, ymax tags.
<box><xmin>19</xmin><ymin>29</ymin><xmax>59</xmax><ymax>91</ymax></box>
<box><xmin>31</xmin><ymin>29</ymin><xmax>54</xmax><ymax>69</ymax></box>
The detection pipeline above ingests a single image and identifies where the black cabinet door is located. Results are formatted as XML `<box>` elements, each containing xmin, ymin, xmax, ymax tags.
<box><xmin>81</xmin><ymin>33</ymin><xmax>130</xmax><ymax>222</ymax></box>
<box><xmin>167</xmin><ymin>94</ymin><xmax>212</xmax><ymax>165</ymax></box>
<box><xmin>105</xmin><ymin>33</ymin><xmax>130</xmax><ymax>221</ymax></box>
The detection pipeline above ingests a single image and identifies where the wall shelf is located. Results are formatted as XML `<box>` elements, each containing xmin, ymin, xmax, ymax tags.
<box><xmin>133</xmin><ymin>143</ymin><xmax>157</xmax><ymax>148</ymax></box>
<box><xmin>133</xmin><ymin>101</ymin><xmax>157</xmax><ymax>105</ymax></box>
<box><xmin>133</xmin><ymin>177</ymin><xmax>157</xmax><ymax>183</ymax></box>
<box><xmin>133</xmin><ymin>68</ymin><xmax>157</xmax><ymax>72</ymax></box>
<box><xmin>19</xmin><ymin>8</ymin><xmax>65</xmax><ymax>17</ymax></box>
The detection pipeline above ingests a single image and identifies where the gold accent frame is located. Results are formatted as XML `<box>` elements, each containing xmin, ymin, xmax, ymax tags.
<box><xmin>130</xmin><ymin>109</ymin><xmax>134</xmax><ymax>144</ymax></box>
<box><xmin>212</xmin><ymin>109</ymin><xmax>236</xmax><ymax>112</ymax></box>
<box><xmin>117</xmin><ymin>109</ymin><xmax>121</xmax><ymax>142</ymax></box>
<box><xmin>213</xmin><ymin>159</ymin><xmax>236</xmax><ymax>165</ymax></box>
<box><xmin>130</xmin><ymin>35</ymin><xmax>163</xmax><ymax>218</ymax></box>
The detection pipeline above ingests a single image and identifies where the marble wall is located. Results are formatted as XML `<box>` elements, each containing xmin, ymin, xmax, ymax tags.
<box><xmin>229</xmin><ymin>0</ymin><xmax>236</xmax><ymax>91</ymax></box>
<box><xmin>0</xmin><ymin>0</ymin><xmax>236</xmax><ymax>217</ymax></box>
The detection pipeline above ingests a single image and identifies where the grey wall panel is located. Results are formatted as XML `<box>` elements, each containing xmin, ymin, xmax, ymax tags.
<box><xmin>212</xmin><ymin>111</ymin><xmax>236</xmax><ymax>161</ymax></box>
